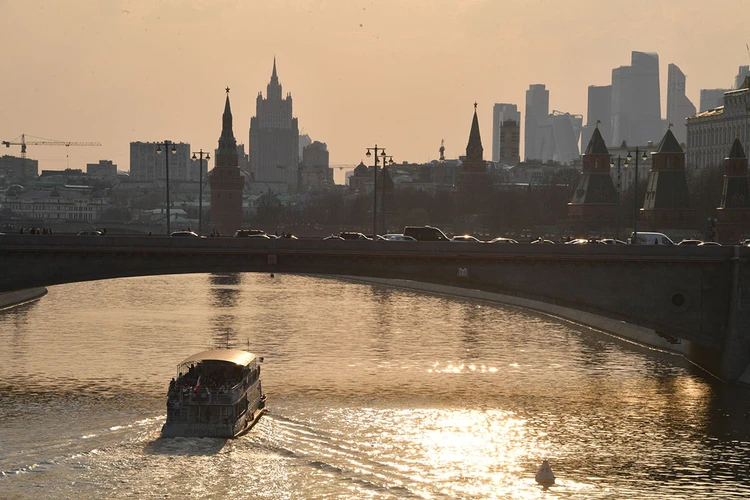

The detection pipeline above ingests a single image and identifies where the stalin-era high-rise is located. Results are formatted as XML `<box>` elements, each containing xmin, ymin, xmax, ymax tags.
<box><xmin>249</xmin><ymin>58</ymin><xmax>300</xmax><ymax>191</ymax></box>
<box><xmin>210</xmin><ymin>88</ymin><xmax>245</xmax><ymax>235</ymax></box>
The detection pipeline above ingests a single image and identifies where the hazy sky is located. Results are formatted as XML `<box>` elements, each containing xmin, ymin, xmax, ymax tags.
<box><xmin>2</xmin><ymin>0</ymin><xmax>749</xmax><ymax>180</ymax></box>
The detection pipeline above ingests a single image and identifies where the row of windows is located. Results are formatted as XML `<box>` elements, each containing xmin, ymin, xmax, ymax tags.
<box><xmin>688</xmin><ymin>123</ymin><xmax>750</xmax><ymax>147</ymax></box>
<box><xmin>11</xmin><ymin>212</ymin><xmax>94</xmax><ymax>220</ymax></box>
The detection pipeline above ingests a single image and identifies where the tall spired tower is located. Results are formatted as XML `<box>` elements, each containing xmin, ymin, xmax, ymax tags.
<box><xmin>210</xmin><ymin>88</ymin><xmax>245</xmax><ymax>235</ymax></box>
<box><xmin>459</xmin><ymin>104</ymin><xmax>490</xmax><ymax>187</ymax></box>
<box><xmin>641</xmin><ymin>127</ymin><xmax>695</xmax><ymax>231</ymax></box>
<box><xmin>567</xmin><ymin>124</ymin><xmax>617</xmax><ymax>231</ymax></box>
<box><xmin>249</xmin><ymin>58</ymin><xmax>300</xmax><ymax>190</ymax></box>
<box><xmin>716</xmin><ymin>138</ymin><xmax>750</xmax><ymax>243</ymax></box>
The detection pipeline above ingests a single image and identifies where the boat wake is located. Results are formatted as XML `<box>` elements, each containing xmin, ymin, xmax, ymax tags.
<box><xmin>0</xmin><ymin>415</ymin><xmax>163</xmax><ymax>477</ymax></box>
<box><xmin>255</xmin><ymin>414</ymin><xmax>448</xmax><ymax>499</ymax></box>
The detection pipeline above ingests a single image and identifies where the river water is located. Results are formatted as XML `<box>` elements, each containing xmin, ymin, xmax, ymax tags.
<box><xmin>1</xmin><ymin>273</ymin><xmax>749</xmax><ymax>499</ymax></box>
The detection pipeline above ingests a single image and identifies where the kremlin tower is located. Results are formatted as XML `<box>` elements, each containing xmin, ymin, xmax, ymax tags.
<box><xmin>567</xmin><ymin>124</ymin><xmax>617</xmax><ymax>231</ymax></box>
<box><xmin>716</xmin><ymin>137</ymin><xmax>750</xmax><ymax>243</ymax></box>
<box><xmin>209</xmin><ymin>88</ymin><xmax>245</xmax><ymax>235</ymax></box>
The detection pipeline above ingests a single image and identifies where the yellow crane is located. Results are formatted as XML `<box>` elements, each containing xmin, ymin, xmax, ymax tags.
<box><xmin>2</xmin><ymin>134</ymin><xmax>101</xmax><ymax>165</ymax></box>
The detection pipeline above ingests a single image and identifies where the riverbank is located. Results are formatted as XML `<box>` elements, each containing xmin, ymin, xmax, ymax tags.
<box><xmin>0</xmin><ymin>287</ymin><xmax>48</xmax><ymax>310</ymax></box>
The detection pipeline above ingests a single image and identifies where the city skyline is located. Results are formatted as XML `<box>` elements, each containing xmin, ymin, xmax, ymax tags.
<box><xmin>1</xmin><ymin>0</ymin><xmax>749</xmax><ymax>176</ymax></box>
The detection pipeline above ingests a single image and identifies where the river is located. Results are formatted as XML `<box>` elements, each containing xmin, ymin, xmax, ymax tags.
<box><xmin>1</xmin><ymin>273</ymin><xmax>749</xmax><ymax>499</ymax></box>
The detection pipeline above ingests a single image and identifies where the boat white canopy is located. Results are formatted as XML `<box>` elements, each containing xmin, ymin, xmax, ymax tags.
<box><xmin>178</xmin><ymin>349</ymin><xmax>257</xmax><ymax>367</ymax></box>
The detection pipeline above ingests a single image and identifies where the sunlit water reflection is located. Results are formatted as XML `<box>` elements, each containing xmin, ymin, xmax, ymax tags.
<box><xmin>1</xmin><ymin>273</ymin><xmax>749</xmax><ymax>498</ymax></box>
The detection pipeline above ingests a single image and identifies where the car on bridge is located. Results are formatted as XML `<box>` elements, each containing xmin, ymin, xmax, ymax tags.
<box><xmin>382</xmin><ymin>234</ymin><xmax>417</xmax><ymax>241</ymax></box>
<box><xmin>77</xmin><ymin>230</ymin><xmax>103</xmax><ymax>236</ymax></box>
<box><xmin>403</xmin><ymin>225</ymin><xmax>450</xmax><ymax>242</ymax></box>
<box><xmin>234</xmin><ymin>229</ymin><xmax>270</xmax><ymax>239</ymax></box>
<box><xmin>170</xmin><ymin>230</ymin><xmax>201</xmax><ymax>237</ymax></box>
<box><xmin>488</xmin><ymin>237</ymin><xmax>518</xmax><ymax>244</ymax></box>
<box><xmin>677</xmin><ymin>239</ymin><xmax>703</xmax><ymax>246</ymax></box>
<box><xmin>339</xmin><ymin>232</ymin><xmax>371</xmax><ymax>240</ymax></box>
<box><xmin>450</xmin><ymin>235</ymin><xmax>483</xmax><ymax>243</ymax></box>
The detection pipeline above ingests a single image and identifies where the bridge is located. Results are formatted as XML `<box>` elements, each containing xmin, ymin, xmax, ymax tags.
<box><xmin>2</xmin><ymin>234</ymin><xmax>749</xmax><ymax>384</ymax></box>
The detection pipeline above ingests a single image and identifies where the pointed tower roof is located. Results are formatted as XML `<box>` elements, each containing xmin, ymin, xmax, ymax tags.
<box><xmin>654</xmin><ymin>128</ymin><xmax>683</xmax><ymax>154</ymax></box>
<box><xmin>216</xmin><ymin>87</ymin><xmax>238</xmax><ymax>168</ymax></box>
<box><xmin>729</xmin><ymin>137</ymin><xmax>747</xmax><ymax>159</ymax></box>
<box><xmin>584</xmin><ymin>127</ymin><xmax>609</xmax><ymax>155</ymax></box>
<box><xmin>272</xmin><ymin>56</ymin><xmax>278</xmax><ymax>81</ymax></box>
<box><xmin>465</xmin><ymin>103</ymin><xmax>483</xmax><ymax>160</ymax></box>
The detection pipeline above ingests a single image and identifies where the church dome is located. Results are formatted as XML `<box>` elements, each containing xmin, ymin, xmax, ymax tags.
<box><xmin>353</xmin><ymin>161</ymin><xmax>368</xmax><ymax>176</ymax></box>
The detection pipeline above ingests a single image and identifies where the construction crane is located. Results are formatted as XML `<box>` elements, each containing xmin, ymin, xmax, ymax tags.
<box><xmin>2</xmin><ymin>134</ymin><xmax>101</xmax><ymax>165</ymax></box>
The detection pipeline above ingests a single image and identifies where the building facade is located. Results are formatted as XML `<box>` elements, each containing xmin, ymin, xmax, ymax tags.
<box><xmin>209</xmin><ymin>90</ymin><xmax>245</xmax><ymax>235</ymax></box>
<box><xmin>299</xmin><ymin>141</ymin><xmax>333</xmax><ymax>190</ymax></box>
<box><xmin>2</xmin><ymin>185</ymin><xmax>107</xmax><ymax>221</ymax></box>
<box><xmin>249</xmin><ymin>59</ymin><xmax>300</xmax><ymax>191</ymax></box>
<box><xmin>498</xmin><ymin>119</ymin><xmax>521</xmax><ymax>165</ymax></box>
<box><xmin>0</xmin><ymin>155</ymin><xmax>38</xmax><ymax>184</ymax></box>
<box><xmin>130</xmin><ymin>141</ymin><xmax>191</xmax><ymax>182</ymax></box>
<box><xmin>686</xmin><ymin>77</ymin><xmax>750</xmax><ymax>170</ymax></box>
<box><xmin>492</xmin><ymin>103</ymin><xmax>521</xmax><ymax>163</ymax></box>
<box><xmin>86</xmin><ymin>160</ymin><xmax>118</xmax><ymax>183</ymax></box>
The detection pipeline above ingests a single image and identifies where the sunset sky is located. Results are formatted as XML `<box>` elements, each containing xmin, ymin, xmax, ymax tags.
<box><xmin>1</xmin><ymin>0</ymin><xmax>749</xmax><ymax>182</ymax></box>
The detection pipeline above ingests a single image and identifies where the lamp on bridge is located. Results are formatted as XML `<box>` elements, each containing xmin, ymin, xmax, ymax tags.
<box><xmin>381</xmin><ymin>155</ymin><xmax>394</xmax><ymax>235</ymax></box>
<box><xmin>625</xmin><ymin>148</ymin><xmax>648</xmax><ymax>244</ymax></box>
<box><xmin>365</xmin><ymin>145</ymin><xmax>388</xmax><ymax>240</ymax></box>
<box><xmin>191</xmin><ymin>149</ymin><xmax>210</xmax><ymax>235</ymax></box>
<box><xmin>156</xmin><ymin>141</ymin><xmax>178</xmax><ymax>235</ymax></box>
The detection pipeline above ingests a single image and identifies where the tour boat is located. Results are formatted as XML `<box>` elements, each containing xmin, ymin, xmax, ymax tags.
<box><xmin>161</xmin><ymin>349</ymin><xmax>266</xmax><ymax>438</ymax></box>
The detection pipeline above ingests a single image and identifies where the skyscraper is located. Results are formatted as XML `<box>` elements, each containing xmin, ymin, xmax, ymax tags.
<box><xmin>498</xmin><ymin>119</ymin><xmax>520</xmax><ymax>165</ymax></box>
<box><xmin>524</xmin><ymin>84</ymin><xmax>550</xmax><ymax>161</ymax></box>
<box><xmin>735</xmin><ymin>65</ymin><xmax>750</xmax><ymax>89</ymax></box>
<box><xmin>699</xmin><ymin>88</ymin><xmax>729</xmax><ymax>112</ymax></box>
<box><xmin>249</xmin><ymin>58</ymin><xmax>300</xmax><ymax>190</ymax></box>
<box><xmin>610</xmin><ymin>65</ymin><xmax>632</xmax><ymax>146</ymax></box>
<box><xmin>581</xmin><ymin>85</ymin><xmax>612</xmax><ymax>150</ymax></box>
<box><xmin>549</xmin><ymin>111</ymin><xmax>581</xmax><ymax>164</ymax></box>
<box><xmin>666</xmin><ymin>63</ymin><xmax>696</xmax><ymax>146</ymax></box>
<box><xmin>210</xmin><ymin>89</ymin><xmax>245</xmax><ymax>235</ymax></box>
<box><xmin>630</xmin><ymin>51</ymin><xmax>663</xmax><ymax>146</ymax></box>
<box><xmin>610</xmin><ymin>51</ymin><xmax>663</xmax><ymax>147</ymax></box>
<box><xmin>492</xmin><ymin>103</ymin><xmax>520</xmax><ymax>163</ymax></box>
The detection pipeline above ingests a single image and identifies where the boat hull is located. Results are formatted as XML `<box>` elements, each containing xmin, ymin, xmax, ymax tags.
<box><xmin>161</xmin><ymin>405</ymin><xmax>266</xmax><ymax>439</ymax></box>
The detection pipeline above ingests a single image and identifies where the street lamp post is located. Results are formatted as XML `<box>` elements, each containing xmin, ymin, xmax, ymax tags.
<box><xmin>365</xmin><ymin>145</ymin><xmax>387</xmax><ymax>240</ymax></box>
<box><xmin>610</xmin><ymin>155</ymin><xmax>623</xmax><ymax>241</ymax></box>
<box><xmin>625</xmin><ymin>148</ymin><xmax>648</xmax><ymax>244</ymax></box>
<box><xmin>191</xmin><ymin>149</ymin><xmax>210</xmax><ymax>235</ymax></box>
<box><xmin>381</xmin><ymin>155</ymin><xmax>394</xmax><ymax>235</ymax></box>
<box><xmin>156</xmin><ymin>140</ymin><xmax>177</xmax><ymax>235</ymax></box>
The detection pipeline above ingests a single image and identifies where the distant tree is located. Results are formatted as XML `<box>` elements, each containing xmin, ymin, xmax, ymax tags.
<box><xmin>255</xmin><ymin>192</ymin><xmax>284</xmax><ymax>227</ymax></box>
<box><xmin>99</xmin><ymin>207</ymin><xmax>130</xmax><ymax>221</ymax></box>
